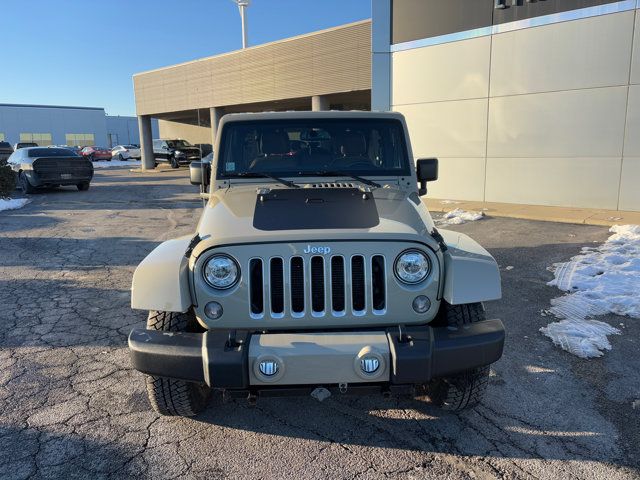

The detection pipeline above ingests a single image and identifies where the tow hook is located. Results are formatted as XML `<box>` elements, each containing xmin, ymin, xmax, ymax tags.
<box><xmin>339</xmin><ymin>383</ymin><xmax>348</xmax><ymax>394</ymax></box>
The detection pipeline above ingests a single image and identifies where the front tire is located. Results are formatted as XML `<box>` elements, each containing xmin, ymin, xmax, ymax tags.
<box><xmin>170</xmin><ymin>155</ymin><xmax>179</xmax><ymax>169</ymax></box>
<box><xmin>77</xmin><ymin>182</ymin><xmax>90</xmax><ymax>191</ymax></box>
<box><xmin>426</xmin><ymin>302</ymin><xmax>491</xmax><ymax>411</ymax></box>
<box><xmin>143</xmin><ymin>310</ymin><xmax>211</xmax><ymax>416</ymax></box>
<box><xmin>118</xmin><ymin>153</ymin><xmax>124</xmax><ymax>161</ymax></box>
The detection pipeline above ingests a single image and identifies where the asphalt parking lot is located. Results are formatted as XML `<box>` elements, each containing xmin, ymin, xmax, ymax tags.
<box><xmin>0</xmin><ymin>168</ymin><xmax>638</xmax><ymax>480</ymax></box>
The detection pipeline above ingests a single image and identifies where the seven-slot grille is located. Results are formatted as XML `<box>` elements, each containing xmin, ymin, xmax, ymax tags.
<box><xmin>249</xmin><ymin>254</ymin><xmax>386</xmax><ymax>318</ymax></box>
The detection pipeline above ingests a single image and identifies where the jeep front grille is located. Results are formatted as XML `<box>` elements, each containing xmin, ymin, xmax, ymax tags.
<box><xmin>249</xmin><ymin>254</ymin><xmax>387</xmax><ymax>318</ymax></box>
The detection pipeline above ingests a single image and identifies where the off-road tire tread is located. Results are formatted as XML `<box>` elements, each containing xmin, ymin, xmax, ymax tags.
<box><xmin>427</xmin><ymin>302</ymin><xmax>490</xmax><ymax>411</ymax></box>
<box><xmin>445</xmin><ymin>302</ymin><xmax>486</xmax><ymax>327</ymax></box>
<box><xmin>144</xmin><ymin>310</ymin><xmax>210</xmax><ymax>417</ymax></box>
<box><xmin>429</xmin><ymin>366</ymin><xmax>490</xmax><ymax>411</ymax></box>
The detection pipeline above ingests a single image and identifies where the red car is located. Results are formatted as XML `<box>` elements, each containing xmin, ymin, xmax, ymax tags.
<box><xmin>81</xmin><ymin>146</ymin><xmax>111</xmax><ymax>162</ymax></box>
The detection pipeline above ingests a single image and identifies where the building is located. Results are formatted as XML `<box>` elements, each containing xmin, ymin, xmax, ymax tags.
<box><xmin>132</xmin><ymin>1</ymin><xmax>640</xmax><ymax>212</ymax></box>
<box><xmin>372</xmin><ymin>0</ymin><xmax>640</xmax><ymax>211</ymax></box>
<box><xmin>132</xmin><ymin>20</ymin><xmax>371</xmax><ymax>167</ymax></box>
<box><xmin>0</xmin><ymin>103</ymin><xmax>158</xmax><ymax>149</ymax></box>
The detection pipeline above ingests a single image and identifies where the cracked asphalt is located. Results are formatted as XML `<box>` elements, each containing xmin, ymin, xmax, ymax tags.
<box><xmin>0</xmin><ymin>168</ymin><xmax>638</xmax><ymax>479</ymax></box>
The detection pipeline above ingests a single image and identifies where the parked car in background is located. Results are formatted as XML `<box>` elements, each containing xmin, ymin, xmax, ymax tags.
<box><xmin>7</xmin><ymin>147</ymin><xmax>93</xmax><ymax>193</ymax></box>
<box><xmin>152</xmin><ymin>139</ymin><xmax>201</xmax><ymax>168</ymax></box>
<box><xmin>14</xmin><ymin>142</ymin><xmax>38</xmax><ymax>150</ymax></box>
<box><xmin>81</xmin><ymin>146</ymin><xmax>111</xmax><ymax>162</ymax></box>
<box><xmin>63</xmin><ymin>145</ymin><xmax>82</xmax><ymax>155</ymax></box>
<box><xmin>111</xmin><ymin>145</ymin><xmax>141</xmax><ymax>161</ymax></box>
<box><xmin>0</xmin><ymin>141</ymin><xmax>14</xmax><ymax>162</ymax></box>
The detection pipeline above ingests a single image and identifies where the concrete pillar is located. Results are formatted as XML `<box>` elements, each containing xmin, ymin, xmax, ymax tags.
<box><xmin>311</xmin><ymin>95</ymin><xmax>329</xmax><ymax>111</ymax></box>
<box><xmin>210</xmin><ymin>107</ymin><xmax>223</xmax><ymax>147</ymax></box>
<box><xmin>138</xmin><ymin>115</ymin><xmax>155</xmax><ymax>170</ymax></box>
<box><xmin>371</xmin><ymin>0</ymin><xmax>392</xmax><ymax>111</ymax></box>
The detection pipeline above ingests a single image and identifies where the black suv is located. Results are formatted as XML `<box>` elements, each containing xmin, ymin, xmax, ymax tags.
<box><xmin>152</xmin><ymin>139</ymin><xmax>201</xmax><ymax>168</ymax></box>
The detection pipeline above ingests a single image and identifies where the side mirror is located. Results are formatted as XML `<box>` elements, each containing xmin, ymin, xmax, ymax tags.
<box><xmin>416</xmin><ymin>158</ymin><xmax>438</xmax><ymax>196</ymax></box>
<box><xmin>189</xmin><ymin>161</ymin><xmax>211</xmax><ymax>187</ymax></box>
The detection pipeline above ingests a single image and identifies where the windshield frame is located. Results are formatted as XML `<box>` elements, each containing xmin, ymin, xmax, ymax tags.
<box><xmin>215</xmin><ymin>118</ymin><xmax>412</xmax><ymax>180</ymax></box>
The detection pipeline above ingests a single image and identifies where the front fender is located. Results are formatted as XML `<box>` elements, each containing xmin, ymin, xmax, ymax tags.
<box><xmin>131</xmin><ymin>236</ymin><xmax>193</xmax><ymax>312</ymax></box>
<box><xmin>439</xmin><ymin>229</ymin><xmax>501</xmax><ymax>305</ymax></box>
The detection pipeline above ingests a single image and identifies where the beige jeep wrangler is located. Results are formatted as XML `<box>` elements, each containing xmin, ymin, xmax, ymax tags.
<box><xmin>129</xmin><ymin>111</ymin><xmax>504</xmax><ymax>417</ymax></box>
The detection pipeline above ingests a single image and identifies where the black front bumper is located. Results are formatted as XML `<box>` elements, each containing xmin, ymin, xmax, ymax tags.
<box><xmin>128</xmin><ymin>319</ymin><xmax>505</xmax><ymax>392</ymax></box>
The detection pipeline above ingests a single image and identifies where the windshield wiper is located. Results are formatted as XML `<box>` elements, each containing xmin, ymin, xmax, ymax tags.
<box><xmin>234</xmin><ymin>172</ymin><xmax>300</xmax><ymax>188</ymax></box>
<box><xmin>302</xmin><ymin>171</ymin><xmax>381</xmax><ymax>188</ymax></box>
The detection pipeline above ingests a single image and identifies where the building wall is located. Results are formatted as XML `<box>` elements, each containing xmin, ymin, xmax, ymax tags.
<box><xmin>106</xmin><ymin>116</ymin><xmax>158</xmax><ymax>147</ymax></box>
<box><xmin>133</xmin><ymin>20</ymin><xmax>372</xmax><ymax>116</ymax></box>
<box><xmin>0</xmin><ymin>104</ymin><xmax>108</xmax><ymax>147</ymax></box>
<box><xmin>157</xmin><ymin>120</ymin><xmax>212</xmax><ymax>145</ymax></box>
<box><xmin>378</xmin><ymin>1</ymin><xmax>640</xmax><ymax>211</ymax></box>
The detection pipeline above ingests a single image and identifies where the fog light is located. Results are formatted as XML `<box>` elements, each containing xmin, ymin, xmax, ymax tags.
<box><xmin>360</xmin><ymin>357</ymin><xmax>380</xmax><ymax>374</ymax></box>
<box><xmin>259</xmin><ymin>360</ymin><xmax>279</xmax><ymax>377</ymax></box>
<box><xmin>412</xmin><ymin>295</ymin><xmax>430</xmax><ymax>314</ymax></box>
<box><xmin>204</xmin><ymin>301</ymin><xmax>223</xmax><ymax>319</ymax></box>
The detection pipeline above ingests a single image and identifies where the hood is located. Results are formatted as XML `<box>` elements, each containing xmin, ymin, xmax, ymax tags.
<box><xmin>193</xmin><ymin>184</ymin><xmax>438</xmax><ymax>256</ymax></box>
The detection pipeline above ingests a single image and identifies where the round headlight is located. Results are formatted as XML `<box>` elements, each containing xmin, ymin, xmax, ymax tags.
<box><xmin>394</xmin><ymin>250</ymin><xmax>431</xmax><ymax>284</ymax></box>
<box><xmin>203</xmin><ymin>255</ymin><xmax>240</xmax><ymax>289</ymax></box>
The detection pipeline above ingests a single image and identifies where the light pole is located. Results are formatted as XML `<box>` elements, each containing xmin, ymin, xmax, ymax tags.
<box><xmin>234</xmin><ymin>0</ymin><xmax>250</xmax><ymax>49</ymax></box>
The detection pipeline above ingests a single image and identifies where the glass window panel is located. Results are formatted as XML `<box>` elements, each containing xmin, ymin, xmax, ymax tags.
<box><xmin>65</xmin><ymin>133</ymin><xmax>95</xmax><ymax>147</ymax></box>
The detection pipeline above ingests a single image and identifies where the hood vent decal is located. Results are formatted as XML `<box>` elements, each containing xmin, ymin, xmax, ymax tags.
<box><xmin>253</xmin><ymin>188</ymin><xmax>380</xmax><ymax>231</ymax></box>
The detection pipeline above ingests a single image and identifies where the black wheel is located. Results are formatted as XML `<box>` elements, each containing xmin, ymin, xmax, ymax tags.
<box><xmin>144</xmin><ymin>310</ymin><xmax>210</xmax><ymax>416</ymax></box>
<box><xmin>77</xmin><ymin>182</ymin><xmax>90</xmax><ymax>191</ymax></box>
<box><xmin>425</xmin><ymin>302</ymin><xmax>490</xmax><ymax>412</ymax></box>
<box><xmin>88</xmin><ymin>154</ymin><xmax>94</xmax><ymax>162</ymax></box>
<box><xmin>19</xmin><ymin>172</ymin><xmax>36</xmax><ymax>194</ymax></box>
<box><xmin>170</xmin><ymin>155</ymin><xmax>179</xmax><ymax>169</ymax></box>
<box><xmin>118</xmin><ymin>153</ymin><xmax>124</xmax><ymax>161</ymax></box>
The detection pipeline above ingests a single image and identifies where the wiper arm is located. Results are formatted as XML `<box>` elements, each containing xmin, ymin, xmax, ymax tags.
<box><xmin>234</xmin><ymin>172</ymin><xmax>300</xmax><ymax>188</ymax></box>
<box><xmin>304</xmin><ymin>171</ymin><xmax>381</xmax><ymax>188</ymax></box>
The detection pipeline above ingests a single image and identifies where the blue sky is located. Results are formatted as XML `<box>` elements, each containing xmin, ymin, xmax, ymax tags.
<box><xmin>2</xmin><ymin>0</ymin><xmax>370</xmax><ymax>116</ymax></box>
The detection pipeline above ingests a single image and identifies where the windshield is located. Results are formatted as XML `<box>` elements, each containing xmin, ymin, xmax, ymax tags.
<box><xmin>217</xmin><ymin>119</ymin><xmax>411</xmax><ymax>178</ymax></box>
<box><xmin>28</xmin><ymin>148</ymin><xmax>79</xmax><ymax>157</ymax></box>
<box><xmin>167</xmin><ymin>140</ymin><xmax>192</xmax><ymax>148</ymax></box>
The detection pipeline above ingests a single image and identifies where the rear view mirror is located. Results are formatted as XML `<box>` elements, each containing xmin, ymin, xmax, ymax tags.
<box><xmin>416</xmin><ymin>158</ymin><xmax>438</xmax><ymax>196</ymax></box>
<box><xmin>190</xmin><ymin>161</ymin><xmax>211</xmax><ymax>189</ymax></box>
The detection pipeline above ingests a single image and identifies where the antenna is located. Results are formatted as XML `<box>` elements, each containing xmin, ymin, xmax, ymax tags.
<box><xmin>233</xmin><ymin>0</ymin><xmax>251</xmax><ymax>49</ymax></box>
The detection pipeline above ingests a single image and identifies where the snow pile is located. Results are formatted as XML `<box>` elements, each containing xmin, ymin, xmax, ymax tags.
<box><xmin>541</xmin><ymin>225</ymin><xmax>640</xmax><ymax>358</ymax></box>
<box><xmin>0</xmin><ymin>198</ymin><xmax>30</xmax><ymax>212</ymax></box>
<box><xmin>92</xmin><ymin>160</ymin><xmax>140</xmax><ymax>169</ymax></box>
<box><xmin>437</xmin><ymin>208</ymin><xmax>485</xmax><ymax>225</ymax></box>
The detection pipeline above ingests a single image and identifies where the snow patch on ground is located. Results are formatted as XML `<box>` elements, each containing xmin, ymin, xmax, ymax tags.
<box><xmin>92</xmin><ymin>160</ymin><xmax>140</xmax><ymax>169</ymax></box>
<box><xmin>541</xmin><ymin>225</ymin><xmax>640</xmax><ymax>358</ymax></box>
<box><xmin>0</xmin><ymin>198</ymin><xmax>30</xmax><ymax>212</ymax></box>
<box><xmin>437</xmin><ymin>208</ymin><xmax>485</xmax><ymax>225</ymax></box>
